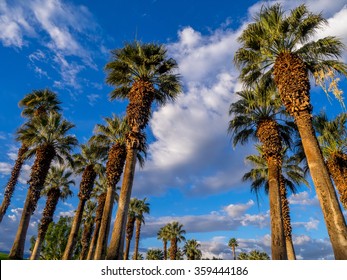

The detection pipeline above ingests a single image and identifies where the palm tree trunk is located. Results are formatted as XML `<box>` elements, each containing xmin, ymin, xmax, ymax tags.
<box><xmin>232</xmin><ymin>246</ymin><xmax>236</xmax><ymax>260</ymax></box>
<box><xmin>80</xmin><ymin>222</ymin><xmax>94</xmax><ymax>260</ymax></box>
<box><xmin>133</xmin><ymin>219</ymin><xmax>141</xmax><ymax>260</ymax></box>
<box><xmin>106</xmin><ymin>147</ymin><xmax>137</xmax><ymax>260</ymax></box>
<box><xmin>62</xmin><ymin>199</ymin><xmax>86</xmax><ymax>260</ymax></box>
<box><xmin>327</xmin><ymin>153</ymin><xmax>347</xmax><ymax>210</ymax></box>
<box><xmin>0</xmin><ymin>145</ymin><xmax>28</xmax><ymax>223</ymax></box>
<box><xmin>163</xmin><ymin>241</ymin><xmax>167</xmax><ymax>260</ymax></box>
<box><xmin>295</xmin><ymin>111</ymin><xmax>347</xmax><ymax>259</ymax></box>
<box><xmin>30</xmin><ymin>188</ymin><xmax>60</xmax><ymax>260</ymax></box>
<box><xmin>170</xmin><ymin>238</ymin><xmax>177</xmax><ymax>260</ymax></box>
<box><xmin>124</xmin><ymin>216</ymin><xmax>135</xmax><ymax>260</ymax></box>
<box><xmin>9</xmin><ymin>144</ymin><xmax>55</xmax><ymax>260</ymax></box>
<box><xmin>267</xmin><ymin>160</ymin><xmax>287</xmax><ymax>260</ymax></box>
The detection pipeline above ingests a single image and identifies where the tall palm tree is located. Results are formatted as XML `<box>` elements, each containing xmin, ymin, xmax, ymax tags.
<box><xmin>228</xmin><ymin>238</ymin><xmax>238</xmax><ymax>260</ymax></box>
<box><xmin>92</xmin><ymin>115</ymin><xmax>144</xmax><ymax>259</ymax></box>
<box><xmin>0</xmin><ymin>89</ymin><xmax>61</xmax><ymax>223</ymax></box>
<box><xmin>124</xmin><ymin>198</ymin><xmax>140</xmax><ymax>260</ymax></box>
<box><xmin>133</xmin><ymin>198</ymin><xmax>150</xmax><ymax>260</ymax></box>
<box><xmin>62</xmin><ymin>142</ymin><xmax>106</xmax><ymax>260</ymax></box>
<box><xmin>243</xmin><ymin>145</ymin><xmax>308</xmax><ymax>260</ymax></box>
<box><xmin>228</xmin><ymin>82</ymin><xmax>293</xmax><ymax>259</ymax></box>
<box><xmin>105</xmin><ymin>42</ymin><xmax>182</xmax><ymax>259</ymax></box>
<box><xmin>313</xmin><ymin>112</ymin><xmax>347</xmax><ymax>209</ymax></box>
<box><xmin>30</xmin><ymin>165</ymin><xmax>74</xmax><ymax>260</ymax></box>
<box><xmin>183</xmin><ymin>239</ymin><xmax>202</xmax><ymax>260</ymax></box>
<box><xmin>9</xmin><ymin>112</ymin><xmax>77</xmax><ymax>259</ymax></box>
<box><xmin>157</xmin><ymin>225</ymin><xmax>170</xmax><ymax>260</ymax></box>
<box><xmin>166</xmin><ymin>221</ymin><xmax>186</xmax><ymax>260</ymax></box>
<box><xmin>234</xmin><ymin>3</ymin><xmax>347</xmax><ymax>258</ymax></box>
<box><xmin>80</xmin><ymin>200</ymin><xmax>97</xmax><ymax>260</ymax></box>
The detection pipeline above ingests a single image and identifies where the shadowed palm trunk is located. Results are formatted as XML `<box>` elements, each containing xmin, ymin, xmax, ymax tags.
<box><xmin>80</xmin><ymin>222</ymin><xmax>94</xmax><ymax>260</ymax></box>
<box><xmin>87</xmin><ymin>193</ymin><xmax>106</xmax><ymax>260</ymax></box>
<box><xmin>62</xmin><ymin>165</ymin><xmax>96</xmax><ymax>260</ymax></box>
<box><xmin>169</xmin><ymin>237</ymin><xmax>177</xmax><ymax>260</ymax></box>
<box><xmin>106</xmin><ymin>147</ymin><xmax>137</xmax><ymax>260</ymax></box>
<box><xmin>124</xmin><ymin>215</ymin><xmax>135</xmax><ymax>260</ymax></box>
<box><xmin>30</xmin><ymin>188</ymin><xmax>61</xmax><ymax>260</ymax></box>
<box><xmin>94</xmin><ymin>143</ymin><xmax>126</xmax><ymax>260</ymax></box>
<box><xmin>9</xmin><ymin>144</ymin><xmax>55</xmax><ymax>260</ymax></box>
<box><xmin>0</xmin><ymin>145</ymin><xmax>28</xmax><ymax>223</ymax></box>
<box><xmin>133</xmin><ymin>219</ymin><xmax>142</xmax><ymax>260</ymax></box>
<box><xmin>163</xmin><ymin>241</ymin><xmax>167</xmax><ymax>260</ymax></box>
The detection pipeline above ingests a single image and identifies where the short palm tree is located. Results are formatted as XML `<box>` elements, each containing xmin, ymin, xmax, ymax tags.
<box><xmin>30</xmin><ymin>165</ymin><xmax>74</xmax><ymax>260</ymax></box>
<box><xmin>238</xmin><ymin>250</ymin><xmax>270</xmax><ymax>260</ymax></box>
<box><xmin>124</xmin><ymin>198</ymin><xmax>140</xmax><ymax>260</ymax></box>
<box><xmin>183</xmin><ymin>239</ymin><xmax>202</xmax><ymax>260</ymax></box>
<box><xmin>166</xmin><ymin>221</ymin><xmax>186</xmax><ymax>260</ymax></box>
<box><xmin>80</xmin><ymin>200</ymin><xmax>97</xmax><ymax>260</ymax></box>
<box><xmin>62</xmin><ymin>142</ymin><xmax>107</xmax><ymax>260</ymax></box>
<box><xmin>133</xmin><ymin>198</ymin><xmax>150</xmax><ymax>260</ymax></box>
<box><xmin>146</xmin><ymin>248</ymin><xmax>164</xmax><ymax>260</ymax></box>
<box><xmin>0</xmin><ymin>89</ymin><xmax>61</xmax><ymax>223</ymax></box>
<box><xmin>105</xmin><ymin>41</ymin><xmax>181</xmax><ymax>260</ymax></box>
<box><xmin>228</xmin><ymin>238</ymin><xmax>238</xmax><ymax>260</ymax></box>
<box><xmin>234</xmin><ymin>3</ymin><xmax>347</xmax><ymax>258</ymax></box>
<box><xmin>243</xmin><ymin>145</ymin><xmax>308</xmax><ymax>260</ymax></box>
<box><xmin>9</xmin><ymin>112</ymin><xmax>76</xmax><ymax>259</ymax></box>
<box><xmin>157</xmin><ymin>225</ymin><xmax>170</xmax><ymax>260</ymax></box>
<box><xmin>313</xmin><ymin>112</ymin><xmax>347</xmax><ymax>209</ymax></box>
<box><xmin>228</xmin><ymin>82</ymin><xmax>293</xmax><ymax>259</ymax></box>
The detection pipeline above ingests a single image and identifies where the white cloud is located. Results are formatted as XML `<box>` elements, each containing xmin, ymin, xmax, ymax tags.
<box><xmin>293</xmin><ymin>218</ymin><xmax>320</xmax><ymax>231</ymax></box>
<box><xmin>0</xmin><ymin>162</ymin><xmax>12</xmax><ymax>175</ymax></box>
<box><xmin>87</xmin><ymin>94</ymin><xmax>101</xmax><ymax>106</ymax></box>
<box><xmin>288</xmin><ymin>191</ymin><xmax>319</xmax><ymax>206</ymax></box>
<box><xmin>224</xmin><ymin>200</ymin><xmax>254</xmax><ymax>218</ymax></box>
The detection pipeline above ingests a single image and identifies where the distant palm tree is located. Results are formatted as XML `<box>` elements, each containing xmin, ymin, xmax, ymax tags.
<box><xmin>157</xmin><ymin>225</ymin><xmax>170</xmax><ymax>260</ymax></box>
<box><xmin>62</xmin><ymin>142</ymin><xmax>106</xmax><ymax>260</ymax></box>
<box><xmin>30</xmin><ymin>165</ymin><xmax>74</xmax><ymax>260</ymax></box>
<box><xmin>80</xmin><ymin>200</ymin><xmax>97</xmax><ymax>260</ymax></box>
<box><xmin>146</xmin><ymin>248</ymin><xmax>164</xmax><ymax>260</ymax></box>
<box><xmin>105</xmin><ymin>41</ymin><xmax>182</xmax><ymax>260</ymax></box>
<box><xmin>228</xmin><ymin>81</ymin><xmax>293</xmax><ymax>259</ymax></box>
<box><xmin>124</xmin><ymin>198</ymin><xmax>140</xmax><ymax>260</ymax></box>
<box><xmin>238</xmin><ymin>250</ymin><xmax>270</xmax><ymax>260</ymax></box>
<box><xmin>228</xmin><ymin>238</ymin><xmax>238</xmax><ymax>260</ymax></box>
<box><xmin>9</xmin><ymin>112</ymin><xmax>76</xmax><ymax>259</ymax></box>
<box><xmin>183</xmin><ymin>239</ymin><xmax>202</xmax><ymax>260</ymax></box>
<box><xmin>0</xmin><ymin>89</ymin><xmax>61</xmax><ymax>223</ymax></box>
<box><xmin>133</xmin><ymin>198</ymin><xmax>150</xmax><ymax>260</ymax></box>
<box><xmin>313</xmin><ymin>112</ymin><xmax>347</xmax><ymax>209</ymax></box>
<box><xmin>243</xmin><ymin>146</ymin><xmax>308</xmax><ymax>260</ymax></box>
<box><xmin>166</xmin><ymin>221</ymin><xmax>186</xmax><ymax>260</ymax></box>
<box><xmin>235</xmin><ymin>3</ymin><xmax>347</xmax><ymax>258</ymax></box>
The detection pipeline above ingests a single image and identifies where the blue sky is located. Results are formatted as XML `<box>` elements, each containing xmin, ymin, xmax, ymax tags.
<box><xmin>0</xmin><ymin>0</ymin><xmax>347</xmax><ymax>260</ymax></box>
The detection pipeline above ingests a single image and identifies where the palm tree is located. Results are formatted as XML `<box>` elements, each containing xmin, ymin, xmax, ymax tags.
<box><xmin>30</xmin><ymin>165</ymin><xmax>74</xmax><ymax>260</ymax></box>
<box><xmin>166</xmin><ymin>221</ymin><xmax>186</xmax><ymax>260</ymax></box>
<box><xmin>62</xmin><ymin>142</ymin><xmax>106</xmax><ymax>260</ymax></box>
<box><xmin>105</xmin><ymin>41</ymin><xmax>182</xmax><ymax>260</ymax></box>
<box><xmin>9</xmin><ymin>112</ymin><xmax>76</xmax><ymax>259</ymax></box>
<box><xmin>80</xmin><ymin>200</ymin><xmax>97</xmax><ymax>260</ymax></box>
<box><xmin>228</xmin><ymin>238</ymin><xmax>238</xmax><ymax>260</ymax></box>
<box><xmin>157</xmin><ymin>225</ymin><xmax>170</xmax><ymax>260</ymax></box>
<box><xmin>183</xmin><ymin>239</ymin><xmax>202</xmax><ymax>260</ymax></box>
<box><xmin>234</xmin><ymin>3</ymin><xmax>347</xmax><ymax>258</ymax></box>
<box><xmin>243</xmin><ymin>146</ymin><xmax>308</xmax><ymax>260</ymax></box>
<box><xmin>133</xmin><ymin>198</ymin><xmax>150</xmax><ymax>260</ymax></box>
<box><xmin>92</xmin><ymin>115</ymin><xmax>145</xmax><ymax>259</ymax></box>
<box><xmin>228</xmin><ymin>82</ymin><xmax>293</xmax><ymax>259</ymax></box>
<box><xmin>124</xmin><ymin>198</ymin><xmax>140</xmax><ymax>260</ymax></box>
<box><xmin>146</xmin><ymin>248</ymin><xmax>164</xmax><ymax>260</ymax></box>
<box><xmin>0</xmin><ymin>89</ymin><xmax>61</xmax><ymax>223</ymax></box>
<box><xmin>238</xmin><ymin>250</ymin><xmax>270</xmax><ymax>260</ymax></box>
<box><xmin>313</xmin><ymin>112</ymin><xmax>347</xmax><ymax>209</ymax></box>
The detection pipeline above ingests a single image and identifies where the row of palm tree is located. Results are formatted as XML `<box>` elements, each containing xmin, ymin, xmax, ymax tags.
<box><xmin>231</xmin><ymin>3</ymin><xmax>347</xmax><ymax>259</ymax></box>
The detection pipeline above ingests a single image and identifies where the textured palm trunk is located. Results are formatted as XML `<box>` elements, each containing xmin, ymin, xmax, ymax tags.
<box><xmin>327</xmin><ymin>153</ymin><xmax>347</xmax><ymax>210</ymax></box>
<box><xmin>274</xmin><ymin>52</ymin><xmax>347</xmax><ymax>260</ymax></box>
<box><xmin>256</xmin><ymin>119</ymin><xmax>287</xmax><ymax>260</ymax></box>
<box><xmin>87</xmin><ymin>192</ymin><xmax>106</xmax><ymax>260</ymax></box>
<box><xmin>9</xmin><ymin>144</ymin><xmax>55</xmax><ymax>260</ymax></box>
<box><xmin>106</xmin><ymin>147</ymin><xmax>137</xmax><ymax>260</ymax></box>
<box><xmin>133</xmin><ymin>219</ymin><xmax>142</xmax><ymax>260</ymax></box>
<box><xmin>232</xmin><ymin>246</ymin><xmax>236</xmax><ymax>260</ymax></box>
<box><xmin>80</xmin><ymin>222</ymin><xmax>94</xmax><ymax>260</ymax></box>
<box><xmin>0</xmin><ymin>145</ymin><xmax>28</xmax><ymax>223</ymax></box>
<box><xmin>63</xmin><ymin>165</ymin><xmax>96</xmax><ymax>260</ymax></box>
<box><xmin>163</xmin><ymin>241</ymin><xmax>167</xmax><ymax>260</ymax></box>
<box><xmin>169</xmin><ymin>238</ymin><xmax>177</xmax><ymax>260</ymax></box>
<box><xmin>94</xmin><ymin>143</ymin><xmax>126</xmax><ymax>260</ymax></box>
<box><xmin>124</xmin><ymin>215</ymin><xmax>135</xmax><ymax>260</ymax></box>
<box><xmin>279</xmin><ymin>176</ymin><xmax>296</xmax><ymax>260</ymax></box>
<box><xmin>30</xmin><ymin>188</ymin><xmax>61</xmax><ymax>260</ymax></box>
